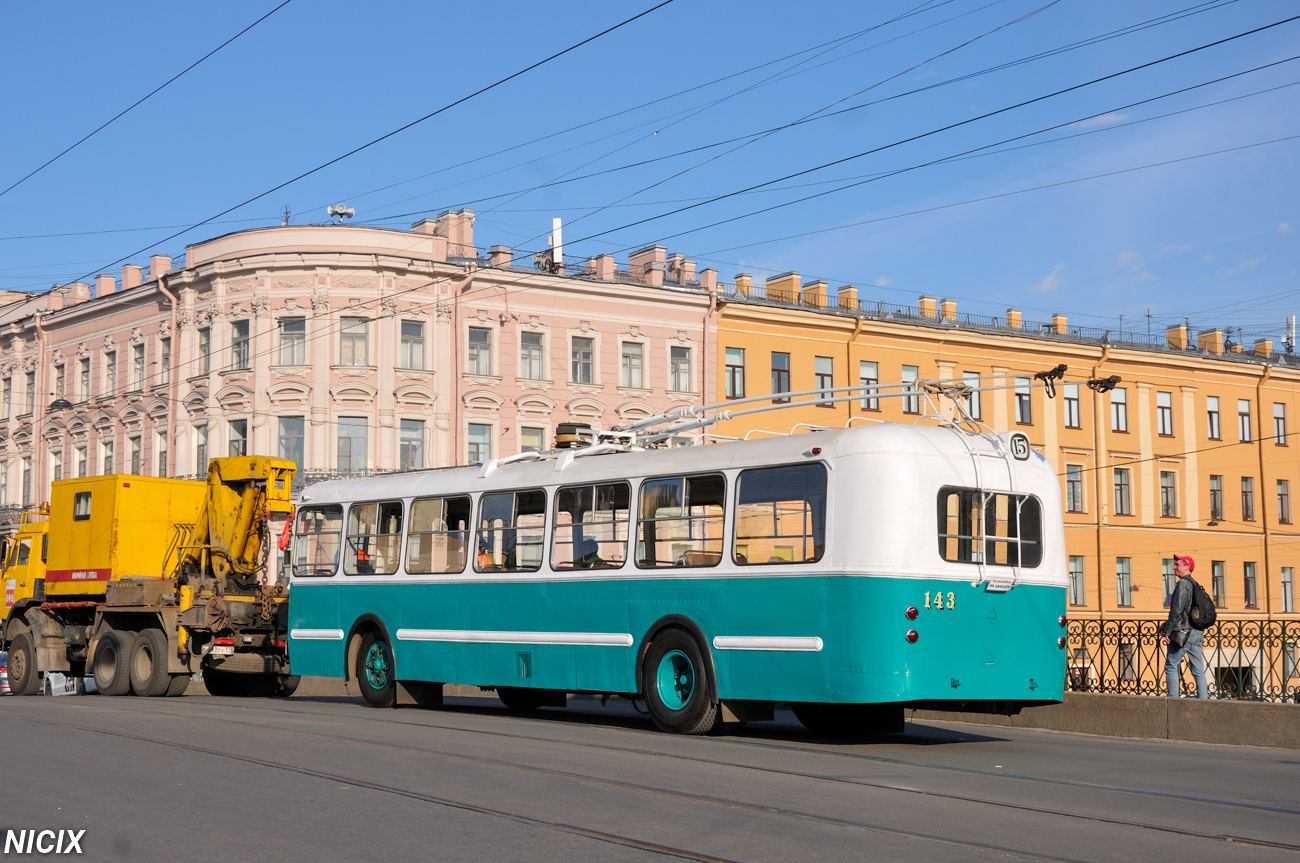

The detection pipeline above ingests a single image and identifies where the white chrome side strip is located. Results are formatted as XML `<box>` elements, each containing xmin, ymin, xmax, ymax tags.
<box><xmin>395</xmin><ymin>629</ymin><xmax>634</xmax><ymax>647</ymax></box>
<box><xmin>290</xmin><ymin>629</ymin><xmax>345</xmax><ymax>641</ymax></box>
<box><xmin>712</xmin><ymin>635</ymin><xmax>824</xmax><ymax>652</ymax></box>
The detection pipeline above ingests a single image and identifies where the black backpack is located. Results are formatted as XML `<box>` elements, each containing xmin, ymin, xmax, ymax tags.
<box><xmin>1188</xmin><ymin>578</ymin><xmax>1217</xmax><ymax>630</ymax></box>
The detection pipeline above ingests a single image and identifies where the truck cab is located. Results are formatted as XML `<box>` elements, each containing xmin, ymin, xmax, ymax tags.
<box><xmin>2</xmin><ymin>512</ymin><xmax>49</xmax><ymax>626</ymax></box>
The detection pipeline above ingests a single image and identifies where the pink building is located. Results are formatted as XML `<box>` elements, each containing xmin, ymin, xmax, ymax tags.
<box><xmin>0</xmin><ymin>211</ymin><xmax>715</xmax><ymax>508</ymax></box>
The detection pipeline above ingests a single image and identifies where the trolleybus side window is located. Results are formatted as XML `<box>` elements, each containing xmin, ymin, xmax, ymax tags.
<box><xmin>294</xmin><ymin>505</ymin><xmax>343</xmax><ymax>577</ymax></box>
<box><xmin>552</xmin><ymin>482</ymin><xmax>630</xmax><ymax>570</ymax></box>
<box><xmin>345</xmin><ymin>501</ymin><xmax>404</xmax><ymax>575</ymax></box>
<box><xmin>475</xmin><ymin>489</ymin><xmax>546</xmax><ymax>573</ymax></box>
<box><xmin>937</xmin><ymin>487</ymin><xmax>1042</xmax><ymax>568</ymax></box>
<box><xmin>636</xmin><ymin>474</ymin><xmax>725</xmax><ymax>568</ymax></box>
<box><xmin>406</xmin><ymin>496</ymin><xmax>471</xmax><ymax>574</ymax></box>
<box><xmin>734</xmin><ymin>463</ymin><xmax>827</xmax><ymax>565</ymax></box>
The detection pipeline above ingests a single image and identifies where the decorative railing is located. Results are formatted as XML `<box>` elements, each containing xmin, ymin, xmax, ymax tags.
<box><xmin>1065</xmin><ymin>618</ymin><xmax>1300</xmax><ymax>702</ymax></box>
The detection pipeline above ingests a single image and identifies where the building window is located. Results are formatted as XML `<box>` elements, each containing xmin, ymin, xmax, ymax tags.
<box><xmin>51</xmin><ymin>451</ymin><xmax>62</xmax><ymax>483</ymax></box>
<box><xmin>21</xmin><ymin>457</ymin><xmax>32</xmax><ymax>505</ymax></box>
<box><xmin>1206</xmin><ymin>395</ymin><xmax>1220</xmax><ymax>440</ymax></box>
<box><xmin>156</xmin><ymin>432</ymin><xmax>168</xmax><ymax>477</ymax></box>
<box><xmin>771</xmin><ymin>352</ymin><xmax>791</xmax><ymax>403</ymax></box>
<box><xmin>1163</xmin><ymin>558</ymin><xmax>1177</xmax><ymax>607</ymax></box>
<box><xmin>520</xmin><ymin>427</ymin><xmax>544</xmax><ymax>454</ymax></box>
<box><xmin>230</xmin><ymin>321</ymin><xmax>250</xmax><ymax>371</ymax></box>
<box><xmin>279</xmin><ymin>416</ymin><xmax>305</xmax><ymax>471</ymax></box>
<box><xmin>902</xmin><ymin>365</ymin><xmax>920</xmax><ymax>414</ymax></box>
<box><xmin>78</xmin><ymin>358</ymin><xmax>90</xmax><ymax>401</ymax></box>
<box><xmin>280</xmin><ymin>318</ymin><xmax>306</xmax><ymax>365</ymax></box>
<box><xmin>159</xmin><ymin>338</ymin><xmax>171</xmax><ymax>385</ymax></box>
<box><xmin>622</xmin><ymin>342</ymin><xmax>645</xmax><ymax>389</ymax></box>
<box><xmin>1</xmin><ymin>378</ymin><xmax>9</xmax><ymax>419</ymax></box>
<box><xmin>814</xmin><ymin>356</ymin><xmax>833</xmax><ymax>406</ymax></box>
<box><xmin>1239</xmin><ymin>399</ymin><xmax>1252</xmax><ymax>442</ymax></box>
<box><xmin>860</xmin><ymin>361</ymin><xmax>879</xmax><ymax>411</ymax></box>
<box><xmin>23</xmin><ymin>371</ymin><xmax>34</xmax><ymax>414</ymax></box>
<box><xmin>670</xmin><ymin>346</ymin><xmax>691</xmax><ymax>392</ymax></box>
<box><xmin>520</xmin><ymin>332</ymin><xmax>544</xmax><ymax>380</ymax></box>
<box><xmin>0</xmin><ymin>465</ymin><xmax>7</xmax><ymax>505</ymax></box>
<box><xmin>399</xmin><ymin>321</ymin><xmax>424</xmax><ymax>370</ymax></box>
<box><xmin>129</xmin><ymin>436</ymin><xmax>142</xmax><ymax>475</ymax></box>
<box><xmin>1209</xmin><ymin>475</ymin><xmax>1224</xmax><ymax>520</ymax></box>
<box><xmin>400</xmin><ymin>419</ymin><xmax>424</xmax><ymax>470</ymax></box>
<box><xmin>340</xmin><ymin>317</ymin><xmax>368</xmax><ymax>367</ymax></box>
<box><xmin>54</xmin><ymin>364</ymin><xmax>65</xmax><ymax>398</ymax></box>
<box><xmin>337</xmin><ymin>417</ymin><xmax>367</xmax><ymax>475</ymax></box>
<box><xmin>570</xmin><ymin>337</ymin><xmax>593</xmax><ymax>384</ymax></box>
<box><xmin>467</xmin><ymin>423</ymin><xmax>492</xmax><ymax>465</ymax></box>
<box><xmin>104</xmin><ymin>355</ymin><xmax>116</xmax><ymax>398</ymax></box>
<box><xmin>1116</xmin><ymin>557</ymin><xmax>1132</xmax><ymax>607</ymax></box>
<box><xmin>1242</xmin><ymin>476</ymin><xmax>1256</xmax><ymax>521</ymax></box>
<box><xmin>1066</xmin><ymin>464</ymin><xmax>1084</xmax><ymax>513</ymax></box>
<box><xmin>75</xmin><ymin>445</ymin><xmax>87</xmax><ymax>479</ymax></box>
<box><xmin>1244</xmin><ymin>561</ymin><xmax>1259</xmax><ymax>609</ymax></box>
<box><xmin>1111</xmin><ymin>387</ymin><xmax>1127</xmax><ymax>432</ymax></box>
<box><xmin>1160</xmin><ymin>470</ymin><xmax>1177</xmax><ymax>517</ymax></box>
<box><xmin>1212</xmin><ymin>560</ymin><xmax>1227</xmax><ymax>607</ymax></box>
<box><xmin>1279</xmin><ymin>479</ymin><xmax>1292</xmax><ymax>524</ymax></box>
<box><xmin>196</xmin><ymin>425</ymin><xmax>208</xmax><ymax>474</ymax></box>
<box><xmin>1282</xmin><ymin>566</ymin><xmax>1295</xmax><ymax>613</ymax></box>
<box><xmin>1063</xmin><ymin>382</ymin><xmax>1080</xmax><ymax>429</ymax></box>
<box><xmin>1068</xmin><ymin>556</ymin><xmax>1086</xmax><ymax>606</ymax></box>
<box><xmin>100</xmin><ymin>441</ymin><xmax>114</xmax><ymax>476</ymax></box>
<box><xmin>1275</xmin><ymin>403</ymin><xmax>1287</xmax><ymax>445</ymax></box>
<box><xmin>724</xmin><ymin>347</ymin><xmax>745</xmax><ymax>399</ymax></box>
<box><xmin>228</xmin><ymin>419</ymin><xmax>248</xmax><ymax>457</ymax></box>
<box><xmin>197</xmin><ymin>328</ymin><xmax>210</xmax><ymax>376</ymax></box>
<box><xmin>1113</xmin><ymin>467</ymin><xmax>1132</xmax><ymax>515</ymax></box>
<box><xmin>1156</xmin><ymin>391</ymin><xmax>1173</xmax><ymax>436</ymax></box>
<box><xmin>1015</xmin><ymin>377</ymin><xmax>1032</xmax><ymax>424</ymax></box>
<box><xmin>131</xmin><ymin>344</ymin><xmax>145</xmax><ymax>390</ymax></box>
<box><xmin>466</xmin><ymin>327</ymin><xmax>493</xmax><ymax>375</ymax></box>
<box><xmin>963</xmin><ymin>370</ymin><xmax>981</xmax><ymax>420</ymax></box>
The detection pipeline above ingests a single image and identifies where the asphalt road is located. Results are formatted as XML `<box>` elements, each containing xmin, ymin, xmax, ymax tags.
<box><xmin>0</xmin><ymin>691</ymin><xmax>1296</xmax><ymax>863</ymax></box>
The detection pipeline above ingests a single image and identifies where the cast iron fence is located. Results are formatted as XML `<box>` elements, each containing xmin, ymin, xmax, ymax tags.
<box><xmin>1065</xmin><ymin>618</ymin><xmax>1300</xmax><ymax>702</ymax></box>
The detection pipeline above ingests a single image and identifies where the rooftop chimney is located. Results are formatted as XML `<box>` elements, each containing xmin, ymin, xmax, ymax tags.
<box><xmin>1255</xmin><ymin>338</ymin><xmax>1273</xmax><ymax>358</ymax></box>
<box><xmin>95</xmin><ymin>274</ymin><xmax>116</xmax><ymax>298</ymax></box>
<box><xmin>629</xmin><ymin>245</ymin><xmax>666</xmax><ymax>287</ymax></box>
<box><xmin>122</xmin><ymin>264</ymin><xmax>143</xmax><ymax>290</ymax></box>
<box><xmin>1198</xmin><ymin>328</ymin><xmax>1223</xmax><ymax>355</ymax></box>
<box><xmin>1006</xmin><ymin>309</ymin><xmax>1022</xmax><ymax>328</ymax></box>
<box><xmin>148</xmin><ymin>255</ymin><xmax>171</xmax><ymax>280</ymax></box>
<box><xmin>489</xmin><ymin>245</ymin><xmax>512</xmax><ymax>268</ymax></box>
<box><xmin>1167</xmin><ymin>323</ymin><xmax>1188</xmax><ymax>350</ymax></box>
<box><xmin>1051</xmin><ymin>312</ymin><xmax>1067</xmax><ymax>334</ymax></box>
<box><xmin>802</xmin><ymin>280</ymin><xmax>828</xmax><ymax>308</ymax></box>
<box><xmin>941</xmin><ymin>299</ymin><xmax>958</xmax><ymax>321</ymax></box>
<box><xmin>837</xmin><ymin>285</ymin><xmax>858</xmax><ymax>311</ymax></box>
<box><xmin>918</xmin><ymin>296</ymin><xmax>938</xmax><ymax>318</ymax></box>
<box><xmin>733</xmin><ymin>273</ymin><xmax>751</xmax><ymax>296</ymax></box>
<box><xmin>766</xmin><ymin>272</ymin><xmax>800</xmax><ymax>304</ymax></box>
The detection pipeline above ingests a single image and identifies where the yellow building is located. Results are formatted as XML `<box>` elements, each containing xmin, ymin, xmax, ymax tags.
<box><xmin>713</xmin><ymin>272</ymin><xmax>1300</xmax><ymax>625</ymax></box>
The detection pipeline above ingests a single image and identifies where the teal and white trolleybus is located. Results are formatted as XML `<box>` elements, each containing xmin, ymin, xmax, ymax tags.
<box><xmin>286</xmin><ymin>384</ymin><xmax>1070</xmax><ymax>736</ymax></box>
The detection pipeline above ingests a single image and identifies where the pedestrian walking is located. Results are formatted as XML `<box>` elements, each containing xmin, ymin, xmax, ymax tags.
<box><xmin>1162</xmin><ymin>555</ymin><xmax>1208</xmax><ymax>698</ymax></box>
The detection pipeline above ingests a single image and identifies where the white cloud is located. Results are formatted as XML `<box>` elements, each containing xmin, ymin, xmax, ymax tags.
<box><xmin>1115</xmin><ymin>250</ymin><xmax>1140</xmax><ymax>267</ymax></box>
<box><xmin>1218</xmin><ymin>255</ymin><xmax>1266</xmax><ymax>278</ymax></box>
<box><xmin>874</xmin><ymin>276</ymin><xmax>891</xmax><ymax>288</ymax></box>
<box><xmin>1074</xmin><ymin>112</ymin><xmax>1129</xmax><ymax>129</ymax></box>
<box><xmin>1157</xmin><ymin>244</ymin><xmax>1192</xmax><ymax>257</ymax></box>
<box><xmin>1032</xmin><ymin>263</ymin><xmax>1066</xmax><ymax>294</ymax></box>
<box><xmin>1281</xmin><ymin>222</ymin><xmax>1294</xmax><ymax>235</ymax></box>
<box><xmin>1201</xmin><ymin>253</ymin><xmax>1215</xmax><ymax>263</ymax></box>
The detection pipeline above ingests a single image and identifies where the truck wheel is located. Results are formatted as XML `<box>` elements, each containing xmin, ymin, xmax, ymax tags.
<box><xmin>93</xmin><ymin>631</ymin><xmax>136</xmax><ymax>697</ymax></box>
<box><xmin>641</xmin><ymin>628</ymin><xmax>721</xmax><ymax>735</ymax></box>
<box><xmin>276</xmin><ymin>675</ymin><xmax>301</xmax><ymax>697</ymax></box>
<box><xmin>165</xmin><ymin>674</ymin><xmax>192</xmax><ymax>696</ymax></box>
<box><xmin>7</xmin><ymin>633</ymin><xmax>41</xmax><ymax>697</ymax></box>
<box><xmin>355</xmin><ymin>631</ymin><xmax>395</xmax><ymax>708</ymax></box>
<box><xmin>128</xmin><ymin>629</ymin><xmax>172</xmax><ymax>697</ymax></box>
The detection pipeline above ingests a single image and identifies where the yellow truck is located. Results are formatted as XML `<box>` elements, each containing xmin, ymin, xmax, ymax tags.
<box><xmin>1</xmin><ymin>456</ymin><xmax>296</xmax><ymax>698</ymax></box>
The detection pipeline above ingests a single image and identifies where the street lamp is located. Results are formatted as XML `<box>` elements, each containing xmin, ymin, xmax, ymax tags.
<box><xmin>48</xmin><ymin>398</ymin><xmax>73</xmax><ymax>411</ymax></box>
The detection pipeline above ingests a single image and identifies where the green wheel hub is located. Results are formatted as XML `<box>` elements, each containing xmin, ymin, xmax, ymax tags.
<box><xmin>656</xmin><ymin>649</ymin><xmax>695</xmax><ymax>710</ymax></box>
<box><xmin>364</xmin><ymin>641</ymin><xmax>391</xmax><ymax>690</ymax></box>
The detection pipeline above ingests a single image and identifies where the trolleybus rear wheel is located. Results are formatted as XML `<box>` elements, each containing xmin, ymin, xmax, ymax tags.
<box><xmin>356</xmin><ymin>631</ymin><xmax>395</xmax><ymax>708</ymax></box>
<box><xmin>93</xmin><ymin>631</ymin><xmax>136</xmax><ymax>697</ymax></box>
<box><xmin>7</xmin><ymin>632</ymin><xmax>40</xmax><ymax>696</ymax></box>
<box><xmin>128</xmin><ymin>629</ymin><xmax>172</xmax><ymax>697</ymax></box>
<box><xmin>642</xmin><ymin>628</ymin><xmax>720</xmax><ymax>735</ymax></box>
<box><xmin>276</xmin><ymin>674</ymin><xmax>301</xmax><ymax>697</ymax></box>
<box><xmin>792</xmin><ymin>703</ymin><xmax>905</xmax><ymax>737</ymax></box>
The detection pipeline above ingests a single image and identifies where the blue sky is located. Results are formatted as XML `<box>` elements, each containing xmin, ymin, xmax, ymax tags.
<box><xmin>1</xmin><ymin>0</ymin><xmax>1297</xmax><ymax>341</ymax></box>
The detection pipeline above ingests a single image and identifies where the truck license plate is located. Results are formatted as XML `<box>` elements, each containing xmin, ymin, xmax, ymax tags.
<box><xmin>211</xmin><ymin>645</ymin><xmax>234</xmax><ymax>656</ymax></box>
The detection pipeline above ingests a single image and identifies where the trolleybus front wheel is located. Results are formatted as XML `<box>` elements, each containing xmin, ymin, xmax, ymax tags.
<box><xmin>642</xmin><ymin>628</ymin><xmax>721</xmax><ymax>735</ymax></box>
<box><xmin>356</xmin><ymin>631</ymin><xmax>396</xmax><ymax>708</ymax></box>
<box><xmin>792</xmin><ymin>703</ymin><xmax>905</xmax><ymax>737</ymax></box>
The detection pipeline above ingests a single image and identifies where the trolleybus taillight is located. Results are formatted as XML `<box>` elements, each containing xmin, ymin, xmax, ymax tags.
<box><xmin>1057</xmin><ymin>636</ymin><xmax>1067</xmax><ymax>649</ymax></box>
<box><xmin>905</xmin><ymin>629</ymin><xmax>919</xmax><ymax>644</ymax></box>
<box><xmin>1058</xmin><ymin>614</ymin><xmax>1067</xmax><ymax>628</ymax></box>
<box><xmin>905</xmin><ymin>606</ymin><xmax>918</xmax><ymax>621</ymax></box>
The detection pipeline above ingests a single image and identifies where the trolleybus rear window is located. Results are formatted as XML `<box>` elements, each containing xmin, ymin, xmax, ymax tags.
<box><xmin>937</xmin><ymin>488</ymin><xmax>1042</xmax><ymax>568</ymax></box>
<box><xmin>636</xmin><ymin>474</ymin><xmax>725</xmax><ymax>568</ymax></box>
<box><xmin>345</xmin><ymin>501</ymin><xmax>404</xmax><ymax>575</ymax></box>
<box><xmin>552</xmin><ymin>482</ymin><xmax>630</xmax><ymax>570</ymax></box>
<box><xmin>294</xmin><ymin>505</ymin><xmax>343</xmax><ymax>578</ymax></box>
<box><xmin>734</xmin><ymin>463</ymin><xmax>826</xmax><ymax>565</ymax></box>
<box><xmin>475</xmin><ymin>490</ymin><xmax>546</xmax><ymax>573</ymax></box>
<box><xmin>406</xmin><ymin>496</ymin><xmax>472</xmax><ymax>574</ymax></box>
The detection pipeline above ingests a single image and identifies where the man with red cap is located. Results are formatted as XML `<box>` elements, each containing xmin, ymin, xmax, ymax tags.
<box><xmin>1162</xmin><ymin>555</ymin><xmax>1208</xmax><ymax>698</ymax></box>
